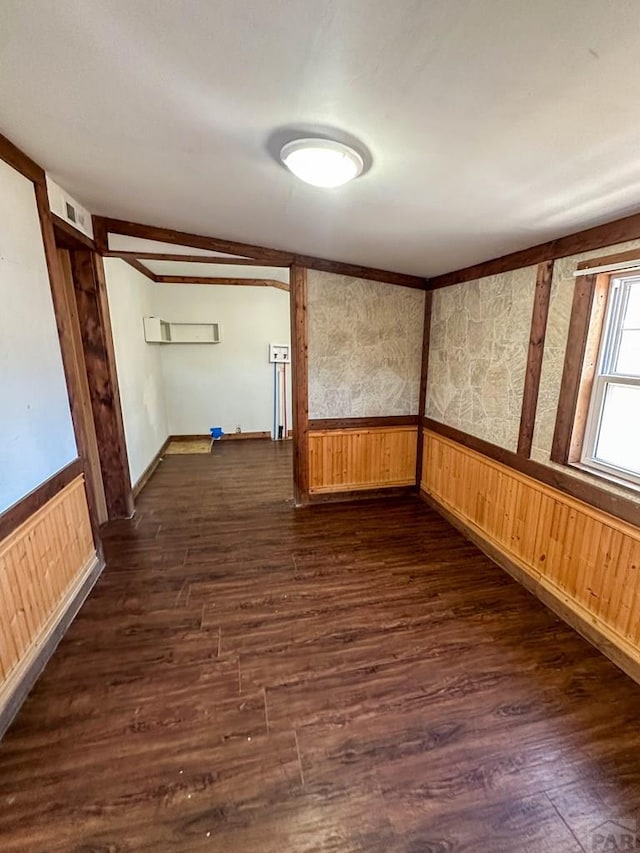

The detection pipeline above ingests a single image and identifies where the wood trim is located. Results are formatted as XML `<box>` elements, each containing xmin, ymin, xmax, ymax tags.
<box><xmin>92</xmin><ymin>216</ymin><xmax>108</xmax><ymax>253</ymax></box>
<box><xmin>0</xmin><ymin>551</ymin><xmax>103</xmax><ymax>740</ymax></box>
<box><xmin>290</xmin><ymin>265</ymin><xmax>309</xmax><ymax>505</ymax></box>
<box><xmin>0</xmin><ymin>131</ymin><xmax>45</xmax><ymax>184</ymax></box>
<box><xmin>56</xmin><ymin>249</ymin><xmax>108</xmax><ymax>526</ymax></box>
<box><xmin>154</xmin><ymin>275</ymin><xmax>289</xmax><ymax>291</ymax></box>
<box><xmin>71</xmin><ymin>250</ymin><xmax>133</xmax><ymax>519</ymax></box>
<box><xmin>308</xmin><ymin>485</ymin><xmax>417</xmax><ymax>505</ymax></box>
<box><xmin>104</xmin><ymin>251</ymin><xmax>291</xmax><ymax>267</ymax></box>
<box><xmin>308</xmin><ymin>415</ymin><xmax>419</xmax><ymax>431</ymax></box>
<box><xmin>132</xmin><ymin>437</ymin><xmax>171</xmax><ymax>498</ymax></box>
<box><xmin>428</xmin><ymin>211</ymin><xmax>640</xmax><ymax>290</ymax></box>
<box><xmin>550</xmin><ymin>274</ymin><xmax>597</xmax><ymax>464</ymax></box>
<box><xmin>95</xmin><ymin>216</ymin><xmax>293</xmax><ymax>265</ymax></box>
<box><xmin>94</xmin><ymin>216</ymin><xmax>426</xmax><ymax>289</ymax></box>
<box><xmin>517</xmin><ymin>260</ymin><xmax>554</xmax><ymax>457</ymax></box>
<box><xmin>416</xmin><ymin>291</ymin><xmax>433</xmax><ymax>483</ymax></box>
<box><xmin>124</xmin><ymin>258</ymin><xmax>157</xmax><ymax>281</ymax></box>
<box><xmin>576</xmin><ymin>248</ymin><xmax>640</xmax><ymax>271</ymax></box>
<box><xmin>423</xmin><ymin>418</ymin><xmax>640</xmax><ymax>528</ymax></box>
<box><xmin>293</xmin><ymin>254</ymin><xmax>426</xmax><ymax>290</ymax></box>
<box><xmin>567</xmin><ymin>275</ymin><xmax>610</xmax><ymax>463</ymax></box>
<box><xmin>167</xmin><ymin>432</ymin><xmax>272</xmax><ymax>442</ymax></box>
<box><xmin>52</xmin><ymin>214</ymin><xmax>96</xmax><ymax>251</ymax></box>
<box><xmin>419</xmin><ymin>489</ymin><xmax>640</xmax><ymax>688</ymax></box>
<box><xmin>220</xmin><ymin>431</ymin><xmax>271</xmax><ymax>441</ymax></box>
<box><xmin>35</xmin><ymin>181</ymin><xmax>105</xmax><ymax>536</ymax></box>
<box><xmin>0</xmin><ymin>459</ymin><xmax>83</xmax><ymax>542</ymax></box>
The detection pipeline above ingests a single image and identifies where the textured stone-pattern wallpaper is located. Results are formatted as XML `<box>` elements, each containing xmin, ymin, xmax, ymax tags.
<box><xmin>307</xmin><ymin>271</ymin><xmax>425</xmax><ymax>419</ymax></box>
<box><xmin>531</xmin><ymin>237</ymin><xmax>640</xmax><ymax>462</ymax></box>
<box><xmin>426</xmin><ymin>265</ymin><xmax>537</xmax><ymax>450</ymax></box>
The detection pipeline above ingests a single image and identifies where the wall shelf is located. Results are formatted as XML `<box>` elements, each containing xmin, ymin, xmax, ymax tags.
<box><xmin>143</xmin><ymin>316</ymin><xmax>221</xmax><ymax>344</ymax></box>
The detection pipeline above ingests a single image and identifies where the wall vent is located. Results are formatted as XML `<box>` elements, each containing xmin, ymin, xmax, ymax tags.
<box><xmin>45</xmin><ymin>176</ymin><xmax>94</xmax><ymax>239</ymax></box>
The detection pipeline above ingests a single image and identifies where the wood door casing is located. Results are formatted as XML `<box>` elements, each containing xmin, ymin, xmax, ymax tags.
<box><xmin>57</xmin><ymin>249</ymin><xmax>108</xmax><ymax>525</ymax></box>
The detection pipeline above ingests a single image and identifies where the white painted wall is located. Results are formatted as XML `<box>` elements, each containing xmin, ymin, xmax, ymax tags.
<box><xmin>104</xmin><ymin>259</ymin><xmax>168</xmax><ymax>485</ymax></box>
<box><xmin>0</xmin><ymin>159</ymin><xmax>77</xmax><ymax>513</ymax></box>
<box><xmin>152</xmin><ymin>283</ymin><xmax>291</xmax><ymax>436</ymax></box>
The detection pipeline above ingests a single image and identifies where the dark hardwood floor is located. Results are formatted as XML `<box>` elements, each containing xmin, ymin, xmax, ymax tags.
<box><xmin>1</xmin><ymin>440</ymin><xmax>640</xmax><ymax>851</ymax></box>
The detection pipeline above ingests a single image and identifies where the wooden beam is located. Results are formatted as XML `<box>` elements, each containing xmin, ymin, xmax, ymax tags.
<box><xmin>308</xmin><ymin>415</ymin><xmax>419</xmax><ymax>430</ymax></box>
<box><xmin>70</xmin><ymin>250</ymin><xmax>133</xmax><ymax>519</ymax></box>
<box><xmin>124</xmin><ymin>258</ymin><xmax>157</xmax><ymax>281</ymax></box>
<box><xmin>293</xmin><ymin>253</ymin><xmax>426</xmax><ymax>290</ymax></box>
<box><xmin>52</xmin><ymin>214</ymin><xmax>96</xmax><ymax>251</ymax></box>
<box><xmin>91</xmin><ymin>216</ymin><xmax>108</xmax><ymax>253</ymax></box>
<box><xmin>0</xmin><ymin>131</ymin><xmax>44</xmax><ymax>184</ymax></box>
<box><xmin>517</xmin><ymin>260</ymin><xmax>554</xmax><ymax>457</ymax></box>
<box><xmin>428</xmin><ymin>211</ymin><xmax>640</xmax><ymax>290</ymax></box>
<box><xmin>550</xmin><ymin>274</ymin><xmax>597</xmax><ymax>465</ymax></box>
<box><xmin>423</xmin><ymin>418</ymin><xmax>640</xmax><ymax>528</ymax></box>
<box><xmin>94</xmin><ymin>216</ymin><xmax>427</xmax><ymax>289</ymax></box>
<box><xmin>290</xmin><ymin>265</ymin><xmax>309</xmax><ymax>506</ymax></box>
<box><xmin>154</xmin><ymin>275</ymin><xmax>288</xmax><ymax>291</ymax></box>
<box><xmin>415</xmin><ymin>291</ymin><xmax>433</xmax><ymax>484</ymax></box>
<box><xmin>94</xmin><ymin>216</ymin><xmax>293</xmax><ymax>265</ymax></box>
<box><xmin>103</xmin><ymin>251</ymin><xmax>291</xmax><ymax>267</ymax></box>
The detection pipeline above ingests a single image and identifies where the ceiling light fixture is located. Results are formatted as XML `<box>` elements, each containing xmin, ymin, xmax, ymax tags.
<box><xmin>279</xmin><ymin>138</ymin><xmax>364</xmax><ymax>188</ymax></box>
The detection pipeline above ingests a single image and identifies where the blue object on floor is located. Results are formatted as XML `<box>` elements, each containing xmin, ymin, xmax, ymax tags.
<box><xmin>210</xmin><ymin>427</ymin><xmax>224</xmax><ymax>440</ymax></box>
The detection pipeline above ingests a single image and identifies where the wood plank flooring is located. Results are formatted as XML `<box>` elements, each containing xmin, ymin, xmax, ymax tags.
<box><xmin>1</xmin><ymin>440</ymin><xmax>640</xmax><ymax>851</ymax></box>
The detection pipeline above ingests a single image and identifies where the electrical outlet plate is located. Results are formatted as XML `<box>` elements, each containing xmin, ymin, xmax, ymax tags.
<box><xmin>269</xmin><ymin>343</ymin><xmax>290</xmax><ymax>363</ymax></box>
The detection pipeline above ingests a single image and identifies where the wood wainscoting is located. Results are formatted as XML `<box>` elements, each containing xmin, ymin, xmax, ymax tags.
<box><xmin>421</xmin><ymin>428</ymin><xmax>640</xmax><ymax>677</ymax></box>
<box><xmin>0</xmin><ymin>474</ymin><xmax>100</xmax><ymax>736</ymax></box>
<box><xmin>308</xmin><ymin>425</ymin><xmax>418</xmax><ymax>494</ymax></box>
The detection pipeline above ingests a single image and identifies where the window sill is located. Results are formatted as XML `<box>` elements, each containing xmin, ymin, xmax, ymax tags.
<box><xmin>568</xmin><ymin>461</ymin><xmax>640</xmax><ymax>498</ymax></box>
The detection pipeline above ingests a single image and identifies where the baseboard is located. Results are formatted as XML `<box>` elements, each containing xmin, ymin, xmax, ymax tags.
<box><xmin>310</xmin><ymin>478</ymin><xmax>416</xmax><ymax>496</ymax></box>
<box><xmin>0</xmin><ymin>551</ymin><xmax>104</xmax><ymax>740</ymax></box>
<box><xmin>222</xmin><ymin>431</ymin><xmax>271</xmax><ymax>441</ymax></box>
<box><xmin>419</xmin><ymin>488</ymin><xmax>640</xmax><ymax>687</ymax></box>
<box><xmin>133</xmin><ymin>436</ymin><xmax>171</xmax><ymax>498</ymax></box>
<box><xmin>168</xmin><ymin>432</ymin><xmax>271</xmax><ymax>442</ymax></box>
<box><xmin>308</xmin><ymin>485</ymin><xmax>417</xmax><ymax>505</ymax></box>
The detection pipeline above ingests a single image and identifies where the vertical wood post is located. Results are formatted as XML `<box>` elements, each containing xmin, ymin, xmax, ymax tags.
<box><xmin>415</xmin><ymin>291</ymin><xmax>433</xmax><ymax>488</ymax></box>
<box><xmin>34</xmin><ymin>181</ymin><xmax>104</xmax><ymax>540</ymax></box>
<box><xmin>57</xmin><ymin>249</ymin><xmax>108</xmax><ymax>525</ymax></box>
<box><xmin>290</xmin><ymin>265</ymin><xmax>309</xmax><ymax>506</ymax></box>
<box><xmin>517</xmin><ymin>260</ymin><xmax>554</xmax><ymax>457</ymax></box>
<box><xmin>71</xmin><ymin>250</ymin><xmax>133</xmax><ymax>518</ymax></box>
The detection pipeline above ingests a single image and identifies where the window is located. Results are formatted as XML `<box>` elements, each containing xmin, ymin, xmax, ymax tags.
<box><xmin>581</xmin><ymin>275</ymin><xmax>640</xmax><ymax>485</ymax></box>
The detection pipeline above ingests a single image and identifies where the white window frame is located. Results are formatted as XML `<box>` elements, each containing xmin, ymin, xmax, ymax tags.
<box><xmin>581</xmin><ymin>274</ymin><xmax>640</xmax><ymax>487</ymax></box>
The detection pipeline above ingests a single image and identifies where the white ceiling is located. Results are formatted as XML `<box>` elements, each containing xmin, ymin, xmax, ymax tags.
<box><xmin>144</xmin><ymin>259</ymin><xmax>290</xmax><ymax>283</ymax></box>
<box><xmin>2</xmin><ymin>0</ymin><xmax>640</xmax><ymax>276</ymax></box>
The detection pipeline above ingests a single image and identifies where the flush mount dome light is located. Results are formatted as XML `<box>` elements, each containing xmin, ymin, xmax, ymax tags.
<box><xmin>280</xmin><ymin>138</ymin><xmax>364</xmax><ymax>188</ymax></box>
